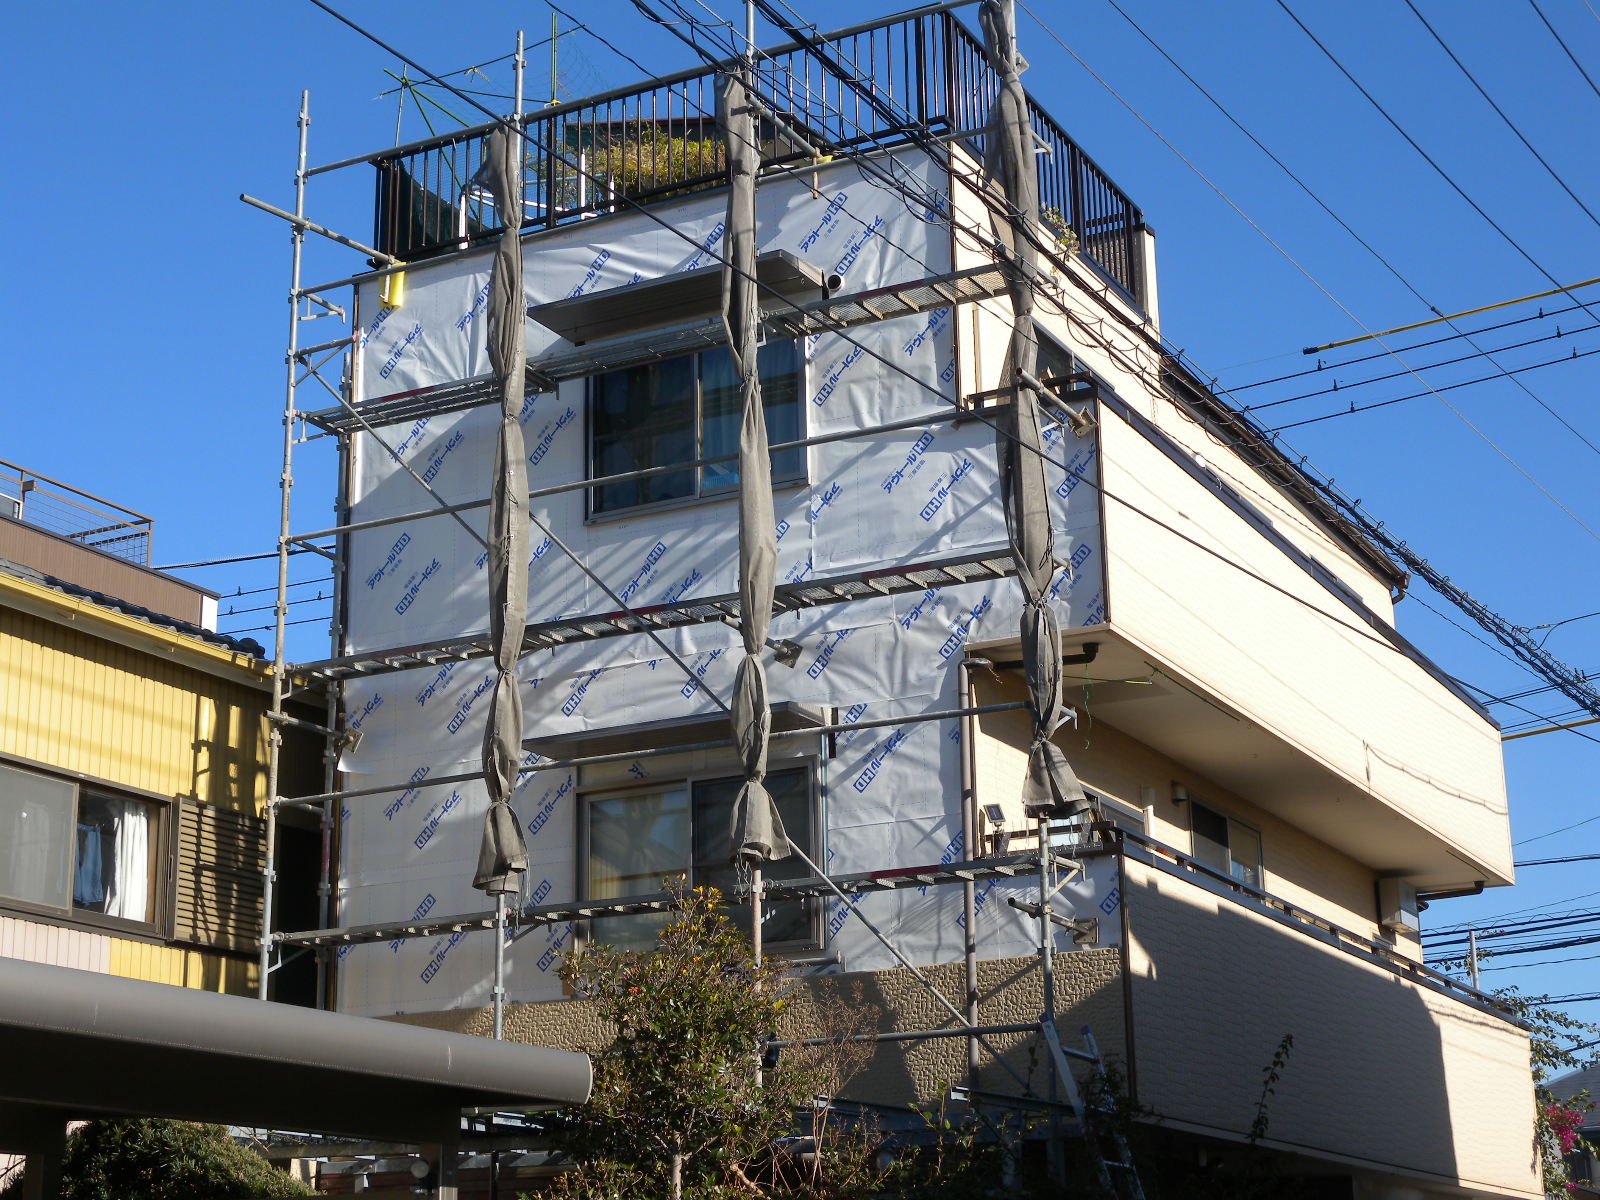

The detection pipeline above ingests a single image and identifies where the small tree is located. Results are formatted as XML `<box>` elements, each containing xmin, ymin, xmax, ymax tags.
<box><xmin>0</xmin><ymin>1119</ymin><xmax>312</xmax><ymax>1200</ymax></box>
<box><xmin>1496</xmin><ymin>989</ymin><xmax>1599</xmax><ymax>1197</ymax></box>
<box><xmin>550</xmin><ymin>882</ymin><xmax>880</xmax><ymax>1200</ymax></box>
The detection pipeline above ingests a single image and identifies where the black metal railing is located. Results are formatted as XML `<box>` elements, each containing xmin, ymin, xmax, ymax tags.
<box><xmin>370</xmin><ymin>7</ymin><xmax>1144</xmax><ymax>304</ymax></box>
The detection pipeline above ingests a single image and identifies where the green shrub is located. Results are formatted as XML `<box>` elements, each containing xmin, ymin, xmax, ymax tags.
<box><xmin>1</xmin><ymin>1119</ymin><xmax>312</xmax><ymax>1200</ymax></box>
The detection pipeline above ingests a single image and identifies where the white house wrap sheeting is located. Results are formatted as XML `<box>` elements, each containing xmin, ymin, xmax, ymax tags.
<box><xmin>334</xmin><ymin>149</ymin><xmax>1114</xmax><ymax>1017</ymax></box>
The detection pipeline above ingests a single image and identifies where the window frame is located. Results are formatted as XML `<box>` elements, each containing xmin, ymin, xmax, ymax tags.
<box><xmin>0</xmin><ymin>752</ymin><xmax>172</xmax><ymax>939</ymax></box>
<box><xmin>576</xmin><ymin>757</ymin><xmax>824</xmax><ymax>953</ymax></box>
<box><xmin>584</xmin><ymin>342</ymin><xmax>809</xmax><ymax>520</ymax></box>
<box><xmin>1187</xmin><ymin>798</ymin><xmax>1263</xmax><ymax>890</ymax></box>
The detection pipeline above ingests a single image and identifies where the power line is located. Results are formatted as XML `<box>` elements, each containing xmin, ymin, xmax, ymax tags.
<box><xmin>1023</xmin><ymin>1</ymin><xmax>1600</xmax><ymax>547</ymax></box>
<box><xmin>1276</xmin><ymin>0</ymin><xmax>1600</xmax><ymax>458</ymax></box>
<box><xmin>1245</xmin><ymin>320</ymin><xmax>1599</xmax><ymax>414</ymax></box>
<box><xmin>1427</xmin><ymin>890</ymin><xmax>1600</xmax><ymax>935</ymax></box>
<box><xmin>1517</xmin><ymin>853</ymin><xmax>1600</xmax><ymax>868</ymax></box>
<box><xmin>217</xmin><ymin>577</ymin><xmax>334</xmax><ymax>600</ymax></box>
<box><xmin>1481</xmin><ymin>949</ymin><xmax>1600</xmax><ymax>972</ymax></box>
<box><xmin>1230</xmin><ymin>294</ymin><xmax>1600</xmax><ymax>392</ymax></box>
<box><xmin>1529</xmin><ymin>0</ymin><xmax>1600</xmax><ymax>104</ymax></box>
<box><xmin>1404</xmin><ymin>0</ymin><xmax>1600</xmax><ymax>234</ymax></box>
<box><xmin>1091</xmin><ymin>0</ymin><xmax>1600</xmax><ymax>484</ymax></box>
<box><xmin>154</xmin><ymin>545</ymin><xmax>333</xmax><ymax>570</ymax></box>
<box><xmin>1517</xmin><ymin>813</ymin><xmax>1600</xmax><ymax>847</ymax></box>
<box><xmin>1266</xmin><ymin>343</ymin><xmax>1600</xmax><ymax>431</ymax></box>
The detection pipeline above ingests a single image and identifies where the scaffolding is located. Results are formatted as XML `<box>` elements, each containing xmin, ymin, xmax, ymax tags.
<box><xmin>240</xmin><ymin>10</ymin><xmax>1552</xmax><ymax>1193</ymax></box>
<box><xmin>238</xmin><ymin>15</ymin><xmax>1173</xmax><ymax>1185</ymax></box>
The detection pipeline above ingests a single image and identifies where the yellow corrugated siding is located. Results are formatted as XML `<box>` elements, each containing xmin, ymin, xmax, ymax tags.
<box><xmin>107</xmin><ymin>938</ymin><xmax>258</xmax><ymax>995</ymax></box>
<box><xmin>0</xmin><ymin>608</ymin><xmax>271</xmax><ymax>813</ymax></box>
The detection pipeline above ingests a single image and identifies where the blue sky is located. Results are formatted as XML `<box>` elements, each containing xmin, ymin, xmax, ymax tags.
<box><xmin>6</xmin><ymin>1</ymin><xmax>1598</xmax><ymax>1015</ymax></box>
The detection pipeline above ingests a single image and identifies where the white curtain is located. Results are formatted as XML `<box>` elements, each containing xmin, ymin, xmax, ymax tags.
<box><xmin>103</xmin><ymin>799</ymin><xmax>150</xmax><ymax>922</ymax></box>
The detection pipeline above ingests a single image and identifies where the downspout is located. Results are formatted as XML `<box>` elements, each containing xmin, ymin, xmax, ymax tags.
<box><xmin>1115</xmin><ymin>832</ymin><xmax>1137</xmax><ymax>1105</ymax></box>
<box><xmin>959</xmin><ymin>656</ymin><xmax>988</xmax><ymax>1092</ymax></box>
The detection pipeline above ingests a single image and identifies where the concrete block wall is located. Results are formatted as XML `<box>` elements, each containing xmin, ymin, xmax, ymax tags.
<box><xmin>394</xmin><ymin>948</ymin><xmax>1124</xmax><ymax>1108</ymax></box>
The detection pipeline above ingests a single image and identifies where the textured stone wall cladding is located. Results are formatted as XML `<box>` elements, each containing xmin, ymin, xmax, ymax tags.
<box><xmin>393</xmin><ymin>949</ymin><xmax>1124</xmax><ymax>1107</ymax></box>
<box><xmin>1125</xmin><ymin>859</ymin><xmax>1539</xmax><ymax>1198</ymax></box>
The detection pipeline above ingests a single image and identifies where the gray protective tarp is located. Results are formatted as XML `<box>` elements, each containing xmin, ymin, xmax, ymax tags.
<box><xmin>981</xmin><ymin>0</ymin><xmax>1089</xmax><ymax>817</ymax></box>
<box><xmin>720</xmin><ymin>72</ymin><xmax>791</xmax><ymax>866</ymax></box>
<box><xmin>473</xmin><ymin>125</ymin><xmax>533</xmax><ymax>893</ymax></box>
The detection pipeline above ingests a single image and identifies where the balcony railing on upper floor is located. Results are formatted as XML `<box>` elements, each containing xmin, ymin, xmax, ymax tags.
<box><xmin>0</xmin><ymin>458</ymin><xmax>153</xmax><ymax>566</ymax></box>
<box><xmin>368</xmin><ymin>4</ymin><xmax>1145</xmax><ymax>305</ymax></box>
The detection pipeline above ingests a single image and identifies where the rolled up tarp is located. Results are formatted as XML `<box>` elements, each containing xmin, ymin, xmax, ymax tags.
<box><xmin>473</xmin><ymin>124</ymin><xmax>532</xmax><ymax>894</ymax></box>
<box><xmin>719</xmin><ymin>70</ymin><xmax>791</xmax><ymax>868</ymax></box>
<box><xmin>981</xmin><ymin>0</ymin><xmax>1090</xmax><ymax>818</ymax></box>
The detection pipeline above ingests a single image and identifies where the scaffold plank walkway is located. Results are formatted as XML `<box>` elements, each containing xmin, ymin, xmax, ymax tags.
<box><xmin>304</xmin><ymin>264</ymin><xmax>1011</xmax><ymax>433</ymax></box>
<box><xmin>274</xmin><ymin>847</ymin><xmax>1075</xmax><ymax>948</ymax></box>
<box><xmin>296</xmin><ymin>546</ymin><xmax>1018</xmax><ymax>681</ymax></box>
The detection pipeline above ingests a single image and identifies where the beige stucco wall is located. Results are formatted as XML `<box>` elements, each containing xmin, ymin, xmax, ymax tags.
<box><xmin>395</xmin><ymin>949</ymin><xmax>1124</xmax><ymax>1106</ymax></box>
<box><xmin>973</xmin><ymin>674</ymin><xmax>1415</xmax><ymax>953</ymax></box>
<box><xmin>1094</xmin><ymin>403</ymin><xmax>1511</xmax><ymax>884</ymax></box>
<box><xmin>1124</xmin><ymin>856</ymin><xmax>1539</xmax><ymax>1199</ymax></box>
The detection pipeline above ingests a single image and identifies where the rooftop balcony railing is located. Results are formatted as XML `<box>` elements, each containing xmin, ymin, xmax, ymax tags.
<box><xmin>0</xmin><ymin>457</ymin><xmax>153</xmax><ymax>566</ymax></box>
<box><xmin>362</xmin><ymin>4</ymin><xmax>1145</xmax><ymax>305</ymax></box>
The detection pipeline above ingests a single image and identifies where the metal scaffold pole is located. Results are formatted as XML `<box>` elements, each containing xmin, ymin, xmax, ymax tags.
<box><xmin>491</xmin><ymin>27</ymin><xmax>528</xmax><ymax>1045</ymax></box>
<box><xmin>261</xmin><ymin>90</ymin><xmax>312</xmax><ymax>1000</ymax></box>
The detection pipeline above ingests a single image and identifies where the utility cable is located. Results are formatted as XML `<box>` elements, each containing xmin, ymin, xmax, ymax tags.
<box><xmin>1518</xmin><ymin>813</ymin><xmax>1600</xmax><ymax>847</ymax></box>
<box><xmin>1022</xmin><ymin>0</ymin><xmax>1600</xmax><ymax>546</ymax></box>
<box><xmin>1244</xmin><ymin>320</ymin><xmax>1600</xmax><ymax>413</ymax></box>
<box><xmin>305</xmin><ymin>0</ymin><xmax>1582</xmax><ymax>737</ymax></box>
<box><xmin>1267</xmin><ymin>343</ymin><xmax>1600</xmax><ymax>430</ymax></box>
<box><xmin>1277</xmin><ymin>0</ymin><xmax>1600</xmax><ymax>456</ymax></box>
<box><xmin>155</xmin><ymin>546</ymin><xmax>333</xmax><ymax>570</ymax></box>
<box><xmin>1232</xmin><ymin>294</ymin><xmax>1600</xmax><ymax>392</ymax></box>
<box><xmin>1529</xmin><ymin>0</ymin><xmax>1600</xmax><ymax>104</ymax></box>
<box><xmin>1086</xmin><ymin>0</ymin><xmax>1600</xmax><ymax>466</ymax></box>
<box><xmin>1406</xmin><ymin>0</ymin><xmax>1600</xmax><ymax>233</ymax></box>
<box><xmin>1517</xmin><ymin>853</ymin><xmax>1600</xmax><ymax>868</ymax></box>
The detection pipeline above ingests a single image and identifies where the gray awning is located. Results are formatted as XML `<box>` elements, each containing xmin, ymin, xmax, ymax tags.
<box><xmin>527</xmin><ymin>249</ymin><xmax>833</xmax><ymax>344</ymax></box>
<box><xmin>0</xmin><ymin>957</ymin><xmax>590</xmax><ymax>1144</ymax></box>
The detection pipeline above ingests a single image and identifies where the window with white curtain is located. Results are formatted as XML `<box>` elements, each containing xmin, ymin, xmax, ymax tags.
<box><xmin>0</xmin><ymin>760</ymin><xmax>162</xmax><ymax>927</ymax></box>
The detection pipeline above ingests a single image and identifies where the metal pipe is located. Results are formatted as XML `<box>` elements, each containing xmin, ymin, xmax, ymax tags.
<box><xmin>278</xmin><ymin>701</ymin><xmax>1028</xmax><ymax>809</ymax></box>
<box><xmin>784</xmin><ymin>841</ymin><xmax>1032</xmax><ymax>1092</ymax></box>
<box><xmin>771</xmin><ymin>1020</ymin><xmax>1043</xmax><ymax>1049</ymax></box>
<box><xmin>260</xmin><ymin>91</ymin><xmax>311</xmax><ymax>999</ymax></box>
<box><xmin>240</xmin><ymin>194</ymin><xmax>398</xmax><ymax>265</ymax></box>
<box><xmin>290</xmin><ymin>408</ymin><xmax>968</xmax><ymax>543</ymax></box>
<box><xmin>1114</xmin><ymin>833</ymin><xmax>1137</xmax><ymax>1105</ymax></box>
<box><xmin>957</xmin><ymin>657</ymin><xmax>985</xmax><ymax>1093</ymax></box>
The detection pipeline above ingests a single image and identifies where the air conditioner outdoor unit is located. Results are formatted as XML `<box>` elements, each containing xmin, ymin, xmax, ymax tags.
<box><xmin>1378</xmin><ymin>878</ymin><xmax>1420</xmax><ymax>934</ymax></box>
<box><xmin>1</xmin><ymin>492</ymin><xmax>20</xmax><ymax>521</ymax></box>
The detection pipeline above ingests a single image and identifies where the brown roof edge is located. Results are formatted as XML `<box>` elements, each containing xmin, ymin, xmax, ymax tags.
<box><xmin>0</xmin><ymin>516</ymin><xmax>219</xmax><ymax>625</ymax></box>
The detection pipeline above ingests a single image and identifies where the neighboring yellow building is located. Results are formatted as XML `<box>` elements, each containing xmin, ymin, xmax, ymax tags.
<box><xmin>0</xmin><ymin>464</ymin><xmax>318</xmax><ymax>1000</ymax></box>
